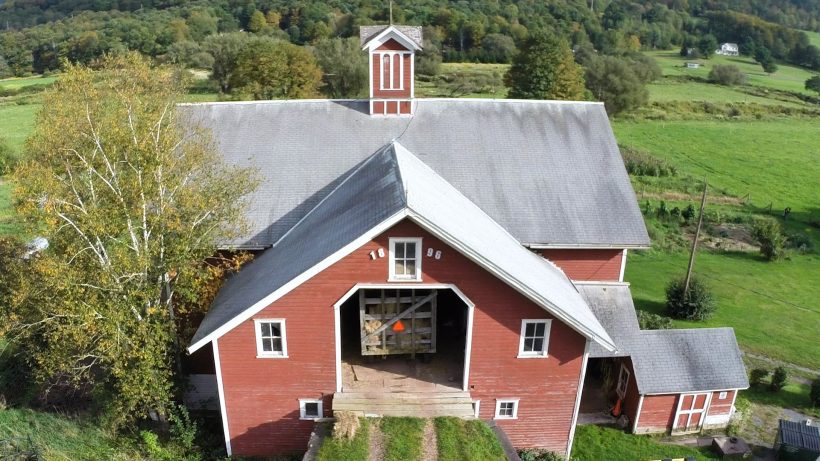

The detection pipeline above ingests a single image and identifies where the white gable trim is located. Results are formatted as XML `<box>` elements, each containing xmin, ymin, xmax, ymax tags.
<box><xmin>212</xmin><ymin>339</ymin><xmax>232</xmax><ymax>456</ymax></box>
<box><xmin>187</xmin><ymin>209</ymin><xmax>409</xmax><ymax>353</ymax></box>
<box><xmin>190</xmin><ymin>206</ymin><xmax>617</xmax><ymax>354</ymax></box>
<box><xmin>407</xmin><ymin>211</ymin><xmax>617</xmax><ymax>351</ymax></box>
<box><xmin>363</xmin><ymin>26</ymin><xmax>422</xmax><ymax>52</ymax></box>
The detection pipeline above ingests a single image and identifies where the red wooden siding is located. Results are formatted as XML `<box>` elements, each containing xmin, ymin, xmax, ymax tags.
<box><xmin>707</xmin><ymin>390</ymin><xmax>735</xmax><ymax>415</ymax></box>
<box><xmin>376</xmin><ymin>38</ymin><xmax>408</xmax><ymax>51</ymax></box>
<box><xmin>635</xmin><ymin>394</ymin><xmax>678</xmax><ymax>433</ymax></box>
<box><xmin>372</xmin><ymin>53</ymin><xmax>412</xmax><ymax>99</ymax></box>
<box><xmin>538</xmin><ymin>249</ymin><xmax>624</xmax><ymax>282</ymax></box>
<box><xmin>618</xmin><ymin>358</ymin><xmax>641</xmax><ymax>428</ymax></box>
<box><xmin>216</xmin><ymin>219</ymin><xmax>587</xmax><ymax>456</ymax></box>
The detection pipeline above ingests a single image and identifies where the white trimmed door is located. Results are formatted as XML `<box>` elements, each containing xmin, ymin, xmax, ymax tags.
<box><xmin>674</xmin><ymin>393</ymin><xmax>710</xmax><ymax>432</ymax></box>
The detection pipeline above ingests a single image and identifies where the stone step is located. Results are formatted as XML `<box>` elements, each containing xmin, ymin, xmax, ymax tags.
<box><xmin>332</xmin><ymin>391</ymin><xmax>475</xmax><ymax>418</ymax></box>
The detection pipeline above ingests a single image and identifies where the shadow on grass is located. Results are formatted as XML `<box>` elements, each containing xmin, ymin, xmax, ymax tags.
<box><xmin>633</xmin><ymin>298</ymin><xmax>667</xmax><ymax>316</ymax></box>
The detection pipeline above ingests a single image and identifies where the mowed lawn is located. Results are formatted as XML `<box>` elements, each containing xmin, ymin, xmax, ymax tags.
<box><xmin>613</xmin><ymin>119</ymin><xmax>820</xmax><ymax>215</ymax></box>
<box><xmin>0</xmin><ymin>102</ymin><xmax>40</xmax><ymax>153</ymax></box>
<box><xmin>0</xmin><ymin>75</ymin><xmax>57</xmax><ymax>91</ymax></box>
<box><xmin>647</xmin><ymin>79</ymin><xmax>806</xmax><ymax>106</ymax></box>
<box><xmin>646</xmin><ymin>50</ymin><xmax>819</xmax><ymax>94</ymax></box>
<box><xmin>572</xmin><ymin>425</ymin><xmax>718</xmax><ymax>461</ymax></box>
<box><xmin>625</xmin><ymin>250</ymin><xmax>820</xmax><ymax>370</ymax></box>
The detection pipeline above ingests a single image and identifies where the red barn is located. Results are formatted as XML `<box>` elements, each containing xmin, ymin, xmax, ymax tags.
<box><xmin>181</xmin><ymin>25</ymin><xmax>748</xmax><ymax>458</ymax></box>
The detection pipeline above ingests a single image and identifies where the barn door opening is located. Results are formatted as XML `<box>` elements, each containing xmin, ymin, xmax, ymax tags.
<box><xmin>674</xmin><ymin>393</ymin><xmax>710</xmax><ymax>432</ymax></box>
<box><xmin>338</xmin><ymin>287</ymin><xmax>469</xmax><ymax>393</ymax></box>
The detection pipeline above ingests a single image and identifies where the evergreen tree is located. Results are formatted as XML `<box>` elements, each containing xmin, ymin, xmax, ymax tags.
<box><xmin>505</xmin><ymin>33</ymin><xmax>585</xmax><ymax>100</ymax></box>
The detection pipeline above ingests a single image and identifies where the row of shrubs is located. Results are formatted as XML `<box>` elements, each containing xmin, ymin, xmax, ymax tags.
<box><xmin>623</xmin><ymin>100</ymin><xmax>820</xmax><ymax>122</ymax></box>
<box><xmin>750</xmin><ymin>367</ymin><xmax>789</xmax><ymax>392</ymax></box>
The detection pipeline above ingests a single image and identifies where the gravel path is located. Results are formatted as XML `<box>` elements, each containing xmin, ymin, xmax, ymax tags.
<box><xmin>368</xmin><ymin>419</ymin><xmax>385</xmax><ymax>461</ymax></box>
<box><xmin>422</xmin><ymin>419</ymin><xmax>438</xmax><ymax>461</ymax></box>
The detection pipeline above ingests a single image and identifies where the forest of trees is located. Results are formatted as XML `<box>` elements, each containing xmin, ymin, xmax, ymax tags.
<box><xmin>1</xmin><ymin>0</ymin><xmax>819</xmax><ymax>81</ymax></box>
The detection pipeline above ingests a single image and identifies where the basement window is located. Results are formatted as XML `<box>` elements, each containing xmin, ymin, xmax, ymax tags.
<box><xmin>494</xmin><ymin>399</ymin><xmax>519</xmax><ymax>420</ymax></box>
<box><xmin>299</xmin><ymin>399</ymin><xmax>323</xmax><ymax>420</ymax></box>
<box><xmin>389</xmin><ymin>237</ymin><xmax>422</xmax><ymax>281</ymax></box>
<box><xmin>517</xmin><ymin>319</ymin><xmax>551</xmax><ymax>358</ymax></box>
<box><xmin>254</xmin><ymin>319</ymin><xmax>288</xmax><ymax>358</ymax></box>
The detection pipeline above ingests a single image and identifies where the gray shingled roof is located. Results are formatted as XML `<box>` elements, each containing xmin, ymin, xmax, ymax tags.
<box><xmin>577</xmin><ymin>284</ymin><xmax>640</xmax><ymax>358</ymax></box>
<box><xmin>631</xmin><ymin>328</ymin><xmax>749</xmax><ymax>394</ymax></box>
<box><xmin>581</xmin><ymin>283</ymin><xmax>748</xmax><ymax>394</ymax></box>
<box><xmin>188</xmin><ymin>142</ymin><xmax>616</xmax><ymax>353</ymax></box>
<box><xmin>360</xmin><ymin>25</ymin><xmax>423</xmax><ymax>47</ymax></box>
<box><xmin>179</xmin><ymin>99</ymin><xmax>650</xmax><ymax>249</ymax></box>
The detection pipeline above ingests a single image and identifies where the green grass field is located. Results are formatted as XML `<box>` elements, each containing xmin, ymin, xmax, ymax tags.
<box><xmin>646</xmin><ymin>79</ymin><xmax>806</xmax><ymax>106</ymax></box>
<box><xmin>0</xmin><ymin>102</ymin><xmax>40</xmax><ymax>153</ymax></box>
<box><xmin>316</xmin><ymin>419</ymin><xmax>370</xmax><ymax>461</ymax></box>
<box><xmin>802</xmin><ymin>30</ymin><xmax>820</xmax><ymax>48</ymax></box>
<box><xmin>614</xmin><ymin>119</ymin><xmax>820</xmax><ymax>215</ymax></box>
<box><xmin>380</xmin><ymin>417</ymin><xmax>425</xmax><ymax>461</ymax></box>
<box><xmin>646</xmin><ymin>50</ymin><xmax>819</xmax><ymax>95</ymax></box>
<box><xmin>572</xmin><ymin>425</ymin><xmax>718</xmax><ymax>460</ymax></box>
<box><xmin>434</xmin><ymin>417</ymin><xmax>505</xmax><ymax>461</ymax></box>
<box><xmin>0</xmin><ymin>75</ymin><xmax>57</xmax><ymax>91</ymax></box>
<box><xmin>0</xmin><ymin>408</ymin><xmax>141</xmax><ymax>460</ymax></box>
<box><xmin>625</xmin><ymin>250</ymin><xmax>820</xmax><ymax>370</ymax></box>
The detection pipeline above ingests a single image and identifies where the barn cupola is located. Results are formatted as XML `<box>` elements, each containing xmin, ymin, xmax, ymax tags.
<box><xmin>360</xmin><ymin>25</ymin><xmax>423</xmax><ymax>116</ymax></box>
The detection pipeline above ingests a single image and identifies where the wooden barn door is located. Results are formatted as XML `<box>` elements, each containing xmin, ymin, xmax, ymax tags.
<box><xmin>359</xmin><ymin>288</ymin><xmax>437</xmax><ymax>357</ymax></box>
<box><xmin>674</xmin><ymin>393</ymin><xmax>710</xmax><ymax>432</ymax></box>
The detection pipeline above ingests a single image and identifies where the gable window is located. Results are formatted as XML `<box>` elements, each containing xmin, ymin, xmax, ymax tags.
<box><xmin>389</xmin><ymin>237</ymin><xmax>422</xmax><ymax>281</ymax></box>
<box><xmin>616</xmin><ymin>364</ymin><xmax>630</xmax><ymax>399</ymax></box>
<box><xmin>494</xmin><ymin>399</ymin><xmax>519</xmax><ymax>419</ymax></box>
<box><xmin>718</xmin><ymin>391</ymin><xmax>728</xmax><ymax>400</ymax></box>
<box><xmin>299</xmin><ymin>399</ymin><xmax>323</xmax><ymax>420</ymax></box>
<box><xmin>517</xmin><ymin>319</ymin><xmax>551</xmax><ymax>358</ymax></box>
<box><xmin>254</xmin><ymin>319</ymin><xmax>288</xmax><ymax>358</ymax></box>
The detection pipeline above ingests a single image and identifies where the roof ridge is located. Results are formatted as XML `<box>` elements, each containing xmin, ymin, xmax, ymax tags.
<box><xmin>177</xmin><ymin>98</ymin><xmax>604</xmax><ymax>107</ymax></box>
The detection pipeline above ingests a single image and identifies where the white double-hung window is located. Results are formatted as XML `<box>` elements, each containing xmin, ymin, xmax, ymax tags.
<box><xmin>389</xmin><ymin>237</ymin><xmax>422</xmax><ymax>281</ymax></box>
<box><xmin>517</xmin><ymin>319</ymin><xmax>551</xmax><ymax>358</ymax></box>
<box><xmin>254</xmin><ymin>319</ymin><xmax>288</xmax><ymax>358</ymax></box>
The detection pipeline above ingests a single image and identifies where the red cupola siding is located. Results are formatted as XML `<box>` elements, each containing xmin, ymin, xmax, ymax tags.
<box><xmin>360</xmin><ymin>25</ymin><xmax>422</xmax><ymax>115</ymax></box>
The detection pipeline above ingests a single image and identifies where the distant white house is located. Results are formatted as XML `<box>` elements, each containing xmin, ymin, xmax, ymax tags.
<box><xmin>686</xmin><ymin>62</ymin><xmax>701</xmax><ymax>69</ymax></box>
<box><xmin>716</xmin><ymin>42</ymin><xmax>739</xmax><ymax>56</ymax></box>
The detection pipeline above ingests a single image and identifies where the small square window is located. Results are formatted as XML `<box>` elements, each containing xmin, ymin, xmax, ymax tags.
<box><xmin>389</xmin><ymin>238</ymin><xmax>422</xmax><ymax>281</ymax></box>
<box><xmin>718</xmin><ymin>391</ymin><xmax>728</xmax><ymax>400</ymax></box>
<box><xmin>518</xmin><ymin>320</ymin><xmax>551</xmax><ymax>358</ymax></box>
<box><xmin>299</xmin><ymin>399</ymin><xmax>323</xmax><ymax>420</ymax></box>
<box><xmin>255</xmin><ymin>319</ymin><xmax>288</xmax><ymax>358</ymax></box>
<box><xmin>494</xmin><ymin>399</ymin><xmax>519</xmax><ymax>419</ymax></box>
<box><xmin>472</xmin><ymin>400</ymin><xmax>481</xmax><ymax>418</ymax></box>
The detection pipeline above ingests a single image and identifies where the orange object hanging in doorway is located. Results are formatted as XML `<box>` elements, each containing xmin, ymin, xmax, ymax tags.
<box><xmin>392</xmin><ymin>320</ymin><xmax>406</xmax><ymax>332</ymax></box>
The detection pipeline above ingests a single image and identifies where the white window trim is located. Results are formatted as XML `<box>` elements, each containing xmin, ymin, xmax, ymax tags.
<box><xmin>494</xmin><ymin>398</ymin><xmax>519</xmax><ymax>420</ymax></box>
<box><xmin>299</xmin><ymin>398</ymin><xmax>323</xmax><ymax>420</ymax></box>
<box><xmin>378</xmin><ymin>51</ymin><xmax>407</xmax><ymax>91</ymax></box>
<box><xmin>472</xmin><ymin>400</ymin><xmax>481</xmax><ymax>418</ymax></box>
<box><xmin>254</xmin><ymin>318</ymin><xmax>288</xmax><ymax>358</ymax></box>
<box><xmin>616</xmin><ymin>363</ymin><xmax>630</xmax><ymax>399</ymax></box>
<box><xmin>388</xmin><ymin>237</ymin><xmax>423</xmax><ymax>281</ymax></box>
<box><xmin>718</xmin><ymin>391</ymin><xmax>728</xmax><ymax>400</ymax></box>
<box><xmin>517</xmin><ymin>319</ymin><xmax>551</xmax><ymax>358</ymax></box>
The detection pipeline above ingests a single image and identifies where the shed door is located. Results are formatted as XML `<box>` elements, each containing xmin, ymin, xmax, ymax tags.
<box><xmin>674</xmin><ymin>393</ymin><xmax>710</xmax><ymax>432</ymax></box>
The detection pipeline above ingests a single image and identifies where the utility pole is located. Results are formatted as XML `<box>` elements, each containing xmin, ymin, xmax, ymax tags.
<box><xmin>684</xmin><ymin>179</ymin><xmax>708</xmax><ymax>297</ymax></box>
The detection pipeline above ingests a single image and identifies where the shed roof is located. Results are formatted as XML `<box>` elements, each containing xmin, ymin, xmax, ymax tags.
<box><xmin>779</xmin><ymin>420</ymin><xmax>820</xmax><ymax>452</ymax></box>
<box><xmin>179</xmin><ymin>99</ymin><xmax>649</xmax><ymax>250</ymax></box>
<box><xmin>631</xmin><ymin>328</ymin><xmax>749</xmax><ymax>394</ymax></box>
<box><xmin>577</xmin><ymin>283</ymin><xmax>640</xmax><ymax>358</ymax></box>
<box><xmin>188</xmin><ymin>142</ymin><xmax>616</xmax><ymax>353</ymax></box>
<box><xmin>581</xmin><ymin>283</ymin><xmax>749</xmax><ymax>394</ymax></box>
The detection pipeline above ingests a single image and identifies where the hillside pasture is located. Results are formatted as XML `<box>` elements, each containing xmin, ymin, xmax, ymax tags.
<box><xmin>614</xmin><ymin>119</ymin><xmax>820</xmax><ymax>215</ymax></box>
<box><xmin>646</xmin><ymin>50</ymin><xmax>818</xmax><ymax>95</ymax></box>
<box><xmin>0</xmin><ymin>75</ymin><xmax>57</xmax><ymax>91</ymax></box>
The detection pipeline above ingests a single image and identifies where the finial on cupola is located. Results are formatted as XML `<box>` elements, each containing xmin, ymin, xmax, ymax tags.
<box><xmin>359</xmin><ymin>24</ymin><xmax>423</xmax><ymax>116</ymax></box>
